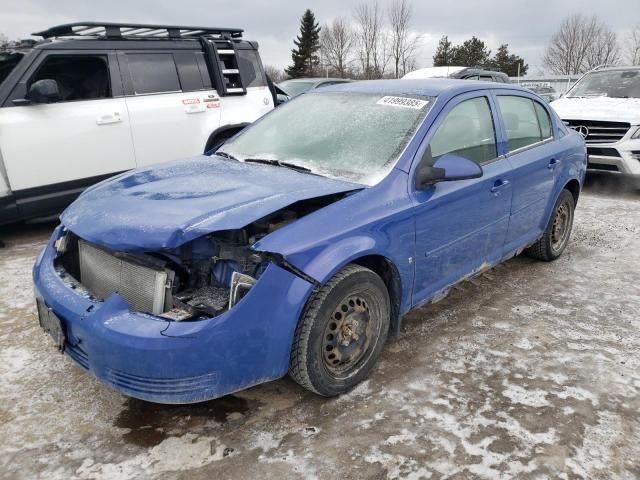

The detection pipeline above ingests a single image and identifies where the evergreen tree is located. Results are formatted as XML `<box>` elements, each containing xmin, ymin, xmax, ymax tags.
<box><xmin>432</xmin><ymin>35</ymin><xmax>455</xmax><ymax>66</ymax></box>
<box><xmin>450</xmin><ymin>36</ymin><xmax>491</xmax><ymax>67</ymax></box>
<box><xmin>489</xmin><ymin>44</ymin><xmax>528</xmax><ymax>76</ymax></box>
<box><xmin>285</xmin><ymin>9</ymin><xmax>321</xmax><ymax>78</ymax></box>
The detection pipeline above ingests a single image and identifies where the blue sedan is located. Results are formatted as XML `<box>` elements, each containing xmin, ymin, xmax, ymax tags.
<box><xmin>33</xmin><ymin>80</ymin><xmax>586</xmax><ymax>403</ymax></box>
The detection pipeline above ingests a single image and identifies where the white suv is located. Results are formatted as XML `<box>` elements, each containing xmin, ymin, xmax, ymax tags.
<box><xmin>551</xmin><ymin>66</ymin><xmax>640</xmax><ymax>176</ymax></box>
<box><xmin>0</xmin><ymin>22</ymin><xmax>275</xmax><ymax>224</ymax></box>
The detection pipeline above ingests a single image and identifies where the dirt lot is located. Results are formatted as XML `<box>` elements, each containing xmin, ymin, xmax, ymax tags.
<box><xmin>1</xmin><ymin>174</ymin><xmax>639</xmax><ymax>480</ymax></box>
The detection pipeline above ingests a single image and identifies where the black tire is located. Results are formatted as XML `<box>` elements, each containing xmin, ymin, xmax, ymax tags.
<box><xmin>525</xmin><ymin>189</ymin><xmax>575</xmax><ymax>261</ymax></box>
<box><xmin>289</xmin><ymin>264</ymin><xmax>390</xmax><ymax>396</ymax></box>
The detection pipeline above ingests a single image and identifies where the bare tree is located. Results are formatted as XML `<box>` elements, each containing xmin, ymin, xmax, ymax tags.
<box><xmin>388</xmin><ymin>0</ymin><xmax>419</xmax><ymax>78</ymax></box>
<box><xmin>264</xmin><ymin>65</ymin><xmax>287</xmax><ymax>83</ymax></box>
<box><xmin>544</xmin><ymin>14</ymin><xmax>620</xmax><ymax>74</ymax></box>
<box><xmin>321</xmin><ymin>18</ymin><xmax>354</xmax><ymax>78</ymax></box>
<box><xmin>354</xmin><ymin>1</ymin><xmax>384</xmax><ymax>79</ymax></box>
<box><xmin>625</xmin><ymin>24</ymin><xmax>640</xmax><ymax>65</ymax></box>
<box><xmin>584</xmin><ymin>27</ymin><xmax>621</xmax><ymax>69</ymax></box>
<box><xmin>401</xmin><ymin>34</ymin><xmax>421</xmax><ymax>77</ymax></box>
<box><xmin>375</xmin><ymin>30</ymin><xmax>393</xmax><ymax>78</ymax></box>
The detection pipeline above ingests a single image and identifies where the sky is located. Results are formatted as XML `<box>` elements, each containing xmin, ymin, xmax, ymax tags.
<box><xmin>1</xmin><ymin>0</ymin><xmax>638</xmax><ymax>74</ymax></box>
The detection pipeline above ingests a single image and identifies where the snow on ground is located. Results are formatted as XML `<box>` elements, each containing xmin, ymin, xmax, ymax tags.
<box><xmin>0</xmin><ymin>174</ymin><xmax>639</xmax><ymax>479</ymax></box>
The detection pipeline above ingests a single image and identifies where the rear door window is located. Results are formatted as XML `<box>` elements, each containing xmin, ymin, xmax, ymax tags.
<box><xmin>195</xmin><ymin>52</ymin><xmax>212</xmax><ymax>89</ymax></box>
<box><xmin>174</xmin><ymin>52</ymin><xmax>204</xmax><ymax>91</ymax></box>
<box><xmin>126</xmin><ymin>53</ymin><xmax>180</xmax><ymax>94</ymax></box>
<box><xmin>236</xmin><ymin>49</ymin><xmax>266</xmax><ymax>88</ymax></box>
<box><xmin>497</xmin><ymin>95</ymin><xmax>546</xmax><ymax>151</ymax></box>
<box><xmin>534</xmin><ymin>101</ymin><xmax>553</xmax><ymax>140</ymax></box>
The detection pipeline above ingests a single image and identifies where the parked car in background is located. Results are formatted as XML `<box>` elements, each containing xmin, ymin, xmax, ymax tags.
<box><xmin>0</xmin><ymin>22</ymin><xmax>274</xmax><ymax>225</ymax></box>
<box><xmin>551</xmin><ymin>66</ymin><xmax>640</xmax><ymax>176</ymax></box>
<box><xmin>403</xmin><ymin>66</ymin><xmax>510</xmax><ymax>83</ymax></box>
<box><xmin>277</xmin><ymin>77</ymin><xmax>351</xmax><ymax>102</ymax></box>
<box><xmin>34</xmin><ymin>79</ymin><xmax>586</xmax><ymax>404</ymax></box>
<box><xmin>525</xmin><ymin>85</ymin><xmax>558</xmax><ymax>103</ymax></box>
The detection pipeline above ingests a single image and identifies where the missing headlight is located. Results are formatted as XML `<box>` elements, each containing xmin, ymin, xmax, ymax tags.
<box><xmin>229</xmin><ymin>271</ymin><xmax>256</xmax><ymax>309</ymax></box>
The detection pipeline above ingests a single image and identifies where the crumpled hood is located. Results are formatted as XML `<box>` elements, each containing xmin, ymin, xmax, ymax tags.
<box><xmin>550</xmin><ymin>96</ymin><xmax>640</xmax><ymax>124</ymax></box>
<box><xmin>61</xmin><ymin>156</ymin><xmax>363</xmax><ymax>251</ymax></box>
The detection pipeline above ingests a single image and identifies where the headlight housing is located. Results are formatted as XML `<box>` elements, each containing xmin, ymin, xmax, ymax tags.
<box><xmin>631</xmin><ymin>127</ymin><xmax>640</xmax><ymax>140</ymax></box>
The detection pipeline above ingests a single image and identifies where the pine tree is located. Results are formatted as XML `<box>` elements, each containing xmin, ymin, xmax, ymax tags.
<box><xmin>451</xmin><ymin>37</ymin><xmax>491</xmax><ymax>67</ymax></box>
<box><xmin>489</xmin><ymin>44</ymin><xmax>528</xmax><ymax>76</ymax></box>
<box><xmin>285</xmin><ymin>9</ymin><xmax>321</xmax><ymax>78</ymax></box>
<box><xmin>432</xmin><ymin>35</ymin><xmax>455</xmax><ymax>66</ymax></box>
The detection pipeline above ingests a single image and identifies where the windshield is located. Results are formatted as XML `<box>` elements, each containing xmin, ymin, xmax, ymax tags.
<box><xmin>568</xmin><ymin>70</ymin><xmax>640</xmax><ymax>99</ymax></box>
<box><xmin>279</xmin><ymin>80</ymin><xmax>316</xmax><ymax>96</ymax></box>
<box><xmin>0</xmin><ymin>52</ymin><xmax>24</xmax><ymax>87</ymax></box>
<box><xmin>219</xmin><ymin>91</ymin><xmax>434</xmax><ymax>185</ymax></box>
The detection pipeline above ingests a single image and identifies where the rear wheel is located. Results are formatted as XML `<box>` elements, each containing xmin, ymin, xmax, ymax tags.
<box><xmin>525</xmin><ymin>189</ymin><xmax>575</xmax><ymax>261</ymax></box>
<box><xmin>289</xmin><ymin>264</ymin><xmax>390</xmax><ymax>396</ymax></box>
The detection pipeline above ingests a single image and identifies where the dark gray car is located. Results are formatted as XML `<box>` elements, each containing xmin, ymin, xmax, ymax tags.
<box><xmin>277</xmin><ymin>77</ymin><xmax>352</xmax><ymax>103</ymax></box>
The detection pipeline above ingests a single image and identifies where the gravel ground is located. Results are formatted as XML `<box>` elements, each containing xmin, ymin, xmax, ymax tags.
<box><xmin>0</xmin><ymin>174</ymin><xmax>639</xmax><ymax>480</ymax></box>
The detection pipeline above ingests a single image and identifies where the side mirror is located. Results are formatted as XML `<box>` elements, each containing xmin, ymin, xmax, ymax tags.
<box><xmin>27</xmin><ymin>79</ymin><xmax>61</xmax><ymax>104</ymax></box>
<box><xmin>276</xmin><ymin>93</ymin><xmax>289</xmax><ymax>106</ymax></box>
<box><xmin>415</xmin><ymin>151</ymin><xmax>483</xmax><ymax>190</ymax></box>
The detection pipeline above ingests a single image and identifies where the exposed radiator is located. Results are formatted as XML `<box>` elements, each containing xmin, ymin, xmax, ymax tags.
<box><xmin>78</xmin><ymin>240</ymin><xmax>171</xmax><ymax>314</ymax></box>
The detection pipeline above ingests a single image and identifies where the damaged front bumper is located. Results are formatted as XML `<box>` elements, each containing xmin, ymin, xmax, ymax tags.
<box><xmin>33</xmin><ymin>226</ymin><xmax>315</xmax><ymax>404</ymax></box>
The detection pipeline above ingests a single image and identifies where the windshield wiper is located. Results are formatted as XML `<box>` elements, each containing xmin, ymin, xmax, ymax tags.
<box><xmin>215</xmin><ymin>151</ymin><xmax>240</xmax><ymax>161</ymax></box>
<box><xmin>244</xmin><ymin>158</ymin><xmax>314</xmax><ymax>174</ymax></box>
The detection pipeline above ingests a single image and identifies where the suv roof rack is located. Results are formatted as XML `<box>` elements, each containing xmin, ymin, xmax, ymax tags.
<box><xmin>33</xmin><ymin>22</ymin><xmax>243</xmax><ymax>40</ymax></box>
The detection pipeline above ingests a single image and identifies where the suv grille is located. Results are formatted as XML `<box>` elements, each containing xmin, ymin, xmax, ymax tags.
<box><xmin>564</xmin><ymin>119</ymin><xmax>630</xmax><ymax>144</ymax></box>
<box><xmin>78</xmin><ymin>241</ymin><xmax>171</xmax><ymax>314</ymax></box>
<box><xmin>587</xmin><ymin>147</ymin><xmax>621</xmax><ymax>157</ymax></box>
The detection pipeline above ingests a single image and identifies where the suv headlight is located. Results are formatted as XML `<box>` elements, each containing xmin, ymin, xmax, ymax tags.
<box><xmin>631</xmin><ymin>127</ymin><xmax>640</xmax><ymax>139</ymax></box>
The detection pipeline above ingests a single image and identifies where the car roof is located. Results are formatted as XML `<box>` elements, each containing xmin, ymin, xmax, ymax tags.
<box><xmin>316</xmin><ymin>78</ymin><xmax>525</xmax><ymax>98</ymax></box>
<box><xmin>458</xmin><ymin>68</ymin><xmax>507</xmax><ymax>76</ymax></box>
<box><xmin>282</xmin><ymin>78</ymin><xmax>350</xmax><ymax>83</ymax></box>
<box><xmin>591</xmin><ymin>65</ymin><xmax>640</xmax><ymax>72</ymax></box>
<box><xmin>403</xmin><ymin>67</ymin><xmax>467</xmax><ymax>79</ymax></box>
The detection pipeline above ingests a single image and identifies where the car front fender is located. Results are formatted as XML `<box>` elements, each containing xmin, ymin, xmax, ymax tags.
<box><xmin>252</xmin><ymin>173</ymin><xmax>416</xmax><ymax>314</ymax></box>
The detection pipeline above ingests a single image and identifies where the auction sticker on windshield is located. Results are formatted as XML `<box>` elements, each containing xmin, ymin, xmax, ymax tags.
<box><xmin>377</xmin><ymin>96</ymin><xmax>429</xmax><ymax>109</ymax></box>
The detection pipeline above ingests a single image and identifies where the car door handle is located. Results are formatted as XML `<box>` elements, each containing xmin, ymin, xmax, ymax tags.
<box><xmin>547</xmin><ymin>158</ymin><xmax>561</xmax><ymax>170</ymax></box>
<box><xmin>96</xmin><ymin>113</ymin><xmax>122</xmax><ymax>125</ymax></box>
<box><xmin>490</xmin><ymin>179</ymin><xmax>510</xmax><ymax>194</ymax></box>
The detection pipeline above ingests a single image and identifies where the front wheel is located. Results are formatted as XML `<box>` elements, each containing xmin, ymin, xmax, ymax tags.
<box><xmin>289</xmin><ymin>264</ymin><xmax>390</xmax><ymax>396</ymax></box>
<box><xmin>525</xmin><ymin>189</ymin><xmax>575</xmax><ymax>261</ymax></box>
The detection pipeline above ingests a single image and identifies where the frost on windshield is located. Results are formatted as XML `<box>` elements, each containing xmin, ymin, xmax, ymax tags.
<box><xmin>221</xmin><ymin>92</ymin><xmax>434</xmax><ymax>186</ymax></box>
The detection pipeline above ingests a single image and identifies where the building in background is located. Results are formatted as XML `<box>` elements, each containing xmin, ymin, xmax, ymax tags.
<box><xmin>509</xmin><ymin>74</ymin><xmax>581</xmax><ymax>97</ymax></box>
